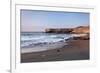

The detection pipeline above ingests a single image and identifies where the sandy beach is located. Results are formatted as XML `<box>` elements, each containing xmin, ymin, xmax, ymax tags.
<box><xmin>20</xmin><ymin>10</ymin><xmax>90</xmax><ymax>63</ymax></box>
<box><xmin>21</xmin><ymin>39</ymin><xmax>89</xmax><ymax>63</ymax></box>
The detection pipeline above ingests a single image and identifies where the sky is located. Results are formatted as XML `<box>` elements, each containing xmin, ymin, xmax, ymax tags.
<box><xmin>21</xmin><ymin>10</ymin><xmax>89</xmax><ymax>32</ymax></box>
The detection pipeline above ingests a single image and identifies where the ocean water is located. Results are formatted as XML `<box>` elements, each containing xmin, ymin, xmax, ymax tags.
<box><xmin>21</xmin><ymin>32</ymin><xmax>73</xmax><ymax>53</ymax></box>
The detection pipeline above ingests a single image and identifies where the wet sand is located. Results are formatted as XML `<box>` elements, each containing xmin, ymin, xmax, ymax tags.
<box><xmin>21</xmin><ymin>39</ymin><xmax>89</xmax><ymax>63</ymax></box>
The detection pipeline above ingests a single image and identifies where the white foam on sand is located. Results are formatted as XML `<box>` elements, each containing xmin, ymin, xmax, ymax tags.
<box><xmin>72</xmin><ymin>34</ymin><xmax>87</xmax><ymax>37</ymax></box>
<box><xmin>21</xmin><ymin>34</ymin><xmax>71</xmax><ymax>48</ymax></box>
<box><xmin>21</xmin><ymin>41</ymin><xmax>67</xmax><ymax>53</ymax></box>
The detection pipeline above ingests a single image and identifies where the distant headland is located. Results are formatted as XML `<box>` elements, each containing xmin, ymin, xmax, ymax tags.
<box><xmin>45</xmin><ymin>26</ymin><xmax>89</xmax><ymax>34</ymax></box>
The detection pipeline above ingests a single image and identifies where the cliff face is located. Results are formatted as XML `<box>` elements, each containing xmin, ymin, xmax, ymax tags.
<box><xmin>72</xmin><ymin>26</ymin><xmax>89</xmax><ymax>34</ymax></box>
<box><xmin>45</xmin><ymin>28</ymin><xmax>73</xmax><ymax>33</ymax></box>
<box><xmin>45</xmin><ymin>26</ymin><xmax>89</xmax><ymax>34</ymax></box>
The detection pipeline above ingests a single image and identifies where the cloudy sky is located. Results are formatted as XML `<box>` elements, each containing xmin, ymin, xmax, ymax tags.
<box><xmin>21</xmin><ymin>10</ymin><xmax>89</xmax><ymax>32</ymax></box>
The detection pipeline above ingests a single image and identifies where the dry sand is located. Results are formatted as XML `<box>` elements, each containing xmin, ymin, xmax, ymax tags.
<box><xmin>21</xmin><ymin>39</ymin><xmax>89</xmax><ymax>63</ymax></box>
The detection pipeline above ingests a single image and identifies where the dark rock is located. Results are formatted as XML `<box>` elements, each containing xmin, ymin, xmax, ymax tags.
<box><xmin>45</xmin><ymin>26</ymin><xmax>89</xmax><ymax>34</ymax></box>
<box><xmin>73</xmin><ymin>34</ymin><xmax>89</xmax><ymax>40</ymax></box>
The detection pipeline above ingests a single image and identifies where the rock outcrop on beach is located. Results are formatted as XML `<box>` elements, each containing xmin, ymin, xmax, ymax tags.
<box><xmin>72</xmin><ymin>34</ymin><xmax>89</xmax><ymax>40</ymax></box>
<box><xmin>45</xmin><ymin>26</ymin><xmax>89</xmax><ymax>34</ymax></box>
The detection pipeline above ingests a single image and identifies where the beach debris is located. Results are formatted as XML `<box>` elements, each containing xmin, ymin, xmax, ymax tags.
<box><xmin>57</xmin><ymin>49</ymin><xmax>60</xmax><ymax>52</ymax></box>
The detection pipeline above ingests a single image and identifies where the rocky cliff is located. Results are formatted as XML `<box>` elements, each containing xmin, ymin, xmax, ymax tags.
<box><xmin>72</xmin><ymin>26</ymin><xmax>89</xmax><ymax>34</ymax></box>
<box><xmin>45</xmin><ymin>26</ymin><xmax>89</xmax><ymax>34</ymax></box>
<box><xmin>45</xmin><ymin>28</ymin><xmax>73</xmax><ymax>33</ymax></box>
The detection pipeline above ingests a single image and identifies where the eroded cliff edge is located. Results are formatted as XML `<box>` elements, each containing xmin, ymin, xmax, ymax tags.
<box><xmin>45</xmin><ymin>26</ymin><xmax>89</xmax><ymax>40</ymax></box>
<box><xmin>45</xmin><ymin>26</ymin><xmax>89</xmax><ymax>34</ymax></box>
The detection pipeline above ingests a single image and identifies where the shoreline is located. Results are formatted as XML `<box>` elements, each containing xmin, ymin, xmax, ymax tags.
<box><xmin>21</xmin><ymin>39</ymin><xmax>89</xmax><ymax>63</ymax></box>
<box><xmin>21</xmin><ymin>41</ymin><xmax>67</xmax><ymax>53</ymax></box>
<box><xmin>21</xmin><ymin>33</ymin><xmax>89</xmax><ymax>53</ymax></box>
